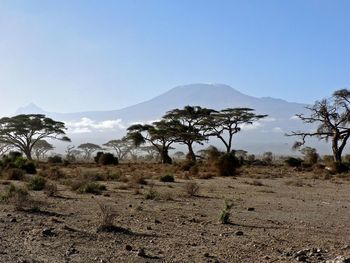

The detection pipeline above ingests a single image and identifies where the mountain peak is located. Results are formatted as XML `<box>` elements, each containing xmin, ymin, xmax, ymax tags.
<box><xmin>15</xmin><ymin>103</ymin><xmax>46</xmax><ymax>115</ymax></box>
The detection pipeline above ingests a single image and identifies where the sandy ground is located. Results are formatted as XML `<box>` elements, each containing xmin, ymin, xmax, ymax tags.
<box><xmin>0</xmin><ymin>164</ymin><xmax>350</xmax><ymax>263</ymax></box>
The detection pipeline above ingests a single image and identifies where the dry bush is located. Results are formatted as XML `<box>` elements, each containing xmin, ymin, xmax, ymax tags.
<box><xmin>285</xmin><ymin>179</ymin><xmax>304</xmax><ymax>187</ymax></box>
<box><xmin>197</xmin><ymin>173</ymin><xmax>214</xmax><ymax>179</ymax></box>
<box><xmin>5</xmin><ymin>168</ymin><xmax>25</xmax><ymax>181</ymax></box>
<box><xmin>44</xmin><ymin>182</ymin><xmax>58</xmax><ymax>197</ymax></box>
<box><xmin>184</xmin><ymin>182</ymin><xmax>199</xmax><ymax>197</ymax></box>
<box><xmin>0</xmin><ymin>184</ymin><xmax>32</xmax><ymax>211</ymax></box>
<box><xmin>70</xmin><ymin>179</ymin><xmax>106</xmax><ymax>195</ymax></box>
<box><xmin>243</xmin><ymin>179</ymin><xmax>264</xmax><ymax>186</ymax></box>
<box><xmin>97</xmin><ymin>202</ymin><xmax>118</xmax><ymax>231</ymax></box>
<box><xmin>130</xmin><ymin>174</ymin><xmax>147</xmax><ymax>185</ymax></box>
<box><xmin>39</xmin><ymin>167</ymin><xmax>66</xmax><ymax>180</ymax></box>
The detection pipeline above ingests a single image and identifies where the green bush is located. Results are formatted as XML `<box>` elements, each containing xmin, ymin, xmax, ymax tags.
<box><xmin>216</xmin><ymin>152</ymin><xmax>240</xmax><ymax>176</ymax></box>
<box><xmin>72</xmin><ymin>181</ymin><xmax>106</xmax><ymax>195</ymax></box>
<box><xmin>1</xmin><ymin>183</ymin><xmax>28</xmax><ymax>202</ymax></box>
<box><xmin>160</xmin><ymin>174</ymin><xmax>175</xmax><ymax>182</ymax></box>
<box><xmin>219</xmin><ymin>200</ymin><xmax>233</xmax><ymax>224</ymax></box>
<box><xmin>27</xmin><ymin>176</ymin><xmax>47</xmax><ymax>191</ymax></box>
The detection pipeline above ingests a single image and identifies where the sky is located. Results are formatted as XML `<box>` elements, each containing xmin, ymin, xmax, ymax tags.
<box><xmin>0</xmin><ymin>0</ymin><xmax>349</xmax><ymax>116</ymax></box>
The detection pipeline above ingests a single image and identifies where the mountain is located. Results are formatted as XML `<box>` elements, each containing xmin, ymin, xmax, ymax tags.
<box><xmin>15</xmin><ymin>83</ymin><xmax>328</xmax><ymax>155</ymax></box>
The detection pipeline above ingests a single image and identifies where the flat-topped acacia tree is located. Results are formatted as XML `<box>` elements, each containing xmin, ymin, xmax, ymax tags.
<box><xmin>126</xmin><ymin>120</ymin><xmax>178</xmax><ymax>164</ymax></box>
<box><xmin>0</xmin><ymin>114</ymin><xmax>70</xmax><ymax>160</ymax></box>
<box><xmin>163</xmin><ymin>106</ymin><xmax>215</xmax><ymax>162</ymax></box>
<box><xmin>202</xmin><ymin>108</ymin><xmax>268</xmax><ymax>153</ymax></box>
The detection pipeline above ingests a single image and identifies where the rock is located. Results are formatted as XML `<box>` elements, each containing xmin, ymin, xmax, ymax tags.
<box><xmin>247</xmin><ymin>207</ymin><xmax>255</xmax><ymax>211</ymax></box>
<box><xmin>203</xmin><ymin>252</ymin><xmax>210</xmax><ymax>257</ymax></box>
<box><xmin>42</xmin><ymin>228</ymin><xmax>57</xmax><ymax>237</ymax></box>
<box><xmin>10</xmin><ymin>218</ymin><xmax>17</xmax><ymax>223</ymax></box>
<box><xmin>235</xmin><ymin>231</ymin><xmax>244</xmax><ymax>236</ymax></box>
<box><xmin>296</xmin><ymin>255</ymin><xmax>307</xmax><ymax>262</ymax></box>
<box><xmin>125</xmin><ymin>245</ymin><xmax>132</xmax><ymax>251</ymax></box>
<box><xmin>65</xmin><ymin>246</ymin><xmax>78</xmax><ymax>257</ymax></box>
<box><xmin>154</xmin><ymin>219</ymin><xmax>161</xmax><ymax>224</ymax></box>
<box><xmin>137</xmin><ymin>248</ymin><xmax>146</xmax><ymax>257</ymax></box>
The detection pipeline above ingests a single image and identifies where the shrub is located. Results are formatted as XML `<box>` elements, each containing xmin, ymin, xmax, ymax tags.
<box><xmin>181</xmin><ymin>160</ymin><xmax>196</xmax><ymax>171</ymax></box>
<box><xmin>184</xmin><ymin>182</ymin><xmax>199</xmax><ymax>197</ymax></box>
<box><xmin>72</xmin><ymin>181</ymin><xmax>106</xmax><ymax>195</ymax></box>
<box><xmin>144</xmin><ymin>187</ymin><xmax>159</xmax><ymax>200</ymax></box>
<box><xmin>48</xmin><ymin>155</ymin><xmax>63</xmax><ymax>164</ymax></box>
<box><xmin>94</xmin><ymin>152</ymin><xmax>104</xmax><ymax>163</ymax></box>
<box><xmin>98</xmin><ymin>153</ymin><xmax>119</xmax><ymax>165</ymax></box>
<box><xmin>284</xmin><ymin>157</ymin><xmax>303</xmax><ymax>167</ymax></box>
<box><xmin>216</xmin><ymin>152</ymin><xmax>240</xmax><ymax>177</ymax></box>
<box><xmin>98</xmin><ymin>203</ymin><xmax>118</xmax><ymax>231</ymax></box>
<box><xmin>44</xmin><ymin>182</ymin><xmax>58</xmax><ymax>197</ymax></box>
<box><xmin>1</xmin><ymin>184</ymin><xmax>29</xmax><ymax>210</ymax></box>
<box><xmin>5</xmin><ymin>168</ymin><xmax>25</xmax><ymax>180</ymax></box>
<box><xmin>262</xmin><ymin>152</ymin><xmax>273</xmax><ymax>164</ymax></box>
<box><xmin>219</xmin><ymin>200</ymin><xmax>233</xmax><ymax>224</ymax></box>
<box><xmin>160</xmin><ymin>174</ymin><xmax>175</xmax><ymax>182</ymax></box>
<box><xmin>300</xmin><ymin>147</ymin><xmax>319</xmax><ymax>165</ymax></box>
<box><xmin>27</xmin><ymin>176</ymin><xmax>47</xmax><ymax>191</ymax></box>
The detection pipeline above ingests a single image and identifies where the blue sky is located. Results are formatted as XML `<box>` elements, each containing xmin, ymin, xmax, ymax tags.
<box><xmin>0</xmin><ymin>0</ymin><xmax>349</xmax><ymax>115</ymax></box>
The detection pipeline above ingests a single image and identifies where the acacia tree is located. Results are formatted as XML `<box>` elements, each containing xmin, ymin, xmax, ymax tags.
<box><xmin>103</xmin><ymin>138</ymin><xmax>134</xmax><ymax>160</ymax></box>
<box><xmin>126</xmin><ymin>120</ymin><xmax>178</xmax><ymax>164</ymax></box>
<box><xmin>288</xmin><ymin>89</ymin><xmax>350</xmax><ymax>164</ymax></box>
<box><xmin>78</xmin><ymin>143</ymin><xmax>102</xmax><ymax>160</ymax></box>
<box><xmin>203</xmin><ymin>108</ymin><xmax>267</xmax><ymax>153</ymax></box>
<box><xmin>0</xmin><ymin>142</ymin><xmax>12</xmax><ymax>156</ymax></box>
<box><xmin>0</xmin><ymin>114</ymin><xmax>70</xmax><ymax>160</ymax></box>
<box><xmin>163</xmin><ymin>106</ymin><xmax>214</xmax><ymax>162</ymax></box>
<box><xmin>32</xmin><ymin>139</ymin><xmax>54</xmax><ymax>160</ymax></box>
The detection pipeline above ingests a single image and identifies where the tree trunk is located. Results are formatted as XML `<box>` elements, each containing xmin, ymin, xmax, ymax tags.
<box><xmin>23</xmin><ymin>148</ymin><xmax>32</xmax><ymax>160</ymax></box>
<box><xmin>186</xmin><ymin>143</ymin><xmax>196</xmax><ymax>162</ymax></box>
<box><xmin>332</xmin><ymin>137</ymin><xmax>342</xmax><ymax>163</ymax></box>
<box><xmin>161</xmin><ymin>148</ymin><xmax>172</xmax><ymax>164</ymax></box>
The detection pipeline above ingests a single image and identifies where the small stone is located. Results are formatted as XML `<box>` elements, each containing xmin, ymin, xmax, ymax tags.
<box><xmin>125</xmin><ymin>245</ymin><xmax>132</xmax><ymax>251</ymax></box>
<box><xmin>247</xmin><ymin>207</ymin><xmax>255</xmax><ymax>211</ymax></box>
<box><xmin>296</xmin><ymin>255</ymin><xmax>307</xmax><ymax>262</ymax></box>
<box><xmin>137</xmin><ymin>248</ymin><xmax>146</xmax><ymax>257</ymax></box>
<box><xmin>203</xmin><ymin>252</ymin><xmax>210</xmax><ymax>257</ymax></box>
<box><xmin>154</xmin><ymin>219</ymin><xmax>161</xmax><ymax>224</ymax></box>
<box><xmin>235</xmin><ymin>231</ymin><xmax>244</xmax><ymax>236</ymax></box>
<box><xmin>10</xmin><ymin>218</ymin><xmax>17</xmax><ymax>223</ymax></box>
<box><xmin>42</xmin><ymin>228</ymin><xmax>57</xmax><ymax>237</ymax></box>
<box><xmin>129</xmin><ymin>204</ymin><xmax>132</xmax><ymax>208</ymax></box>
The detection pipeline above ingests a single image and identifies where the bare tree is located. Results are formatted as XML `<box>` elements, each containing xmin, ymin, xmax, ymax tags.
<box><xmin>288</xmin><ymin>89</ymin><xmax>350</xmax><ymax>164</ymax></box>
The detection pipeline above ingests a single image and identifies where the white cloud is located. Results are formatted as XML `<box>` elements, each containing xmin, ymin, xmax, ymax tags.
<box><xmin>290</xmin><ymin>115</ymin><xmax>300</xmax><ymax>120</ymax></box>
<box><xmin>261</xmin><ymin>117</ymin><xmax>276</xmax><ymax>122</ymax></box>
<box><xmin>273</xmin><ymin>127</ymin><xmax>283</xmax><ymax>133</ymax></box>
<box><xmin>241</xmin><ymin>121</ymin><xmax>263</xmax><ymax>130</ymax></box>
<box><xmin>65</xmin><ymin>117</ymin><xmax>125</xmax><ymax>134</ymax></box>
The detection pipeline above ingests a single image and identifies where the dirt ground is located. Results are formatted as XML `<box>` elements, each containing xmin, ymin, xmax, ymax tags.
<box><xmin>0</xmin><ymin>163</ymin><xmax>350</xmax><ymax>263</ymax></box>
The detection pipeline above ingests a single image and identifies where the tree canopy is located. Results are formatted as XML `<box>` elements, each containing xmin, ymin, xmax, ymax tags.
<box><xmin>126</xmin><ymin>120</ymin><xmax>178</xmax><ymax>164</ymax></box>
<box><xmin>163</xmin><ymin>106</ymin><xmax>214</xmax><ymax>162</ymax></box>
<box><xmin>203</xmin><ymin>108</ymin><xmax>267</xmax><ymax>153</ymax></box>
<box><xmin>0</xmin><ymin>114</ymin><xmax>70</xmax><ymax>160</ymax></box>
<box><xmin>78</xmin><ymin>143</ymin><xmax>103</xmax><ymax>160</ymax></box>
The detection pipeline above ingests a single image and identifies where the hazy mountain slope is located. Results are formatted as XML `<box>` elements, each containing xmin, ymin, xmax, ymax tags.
<box><xmin>15</xmin><ymin>83</ymin><xmax>323</xmax><ymax>154</ymax></box>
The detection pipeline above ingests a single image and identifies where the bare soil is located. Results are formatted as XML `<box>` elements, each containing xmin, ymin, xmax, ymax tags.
<box><xmin>1</xmin><ymin>163</ymin><xmax>350</xmax><ymax>263</ymax></box>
